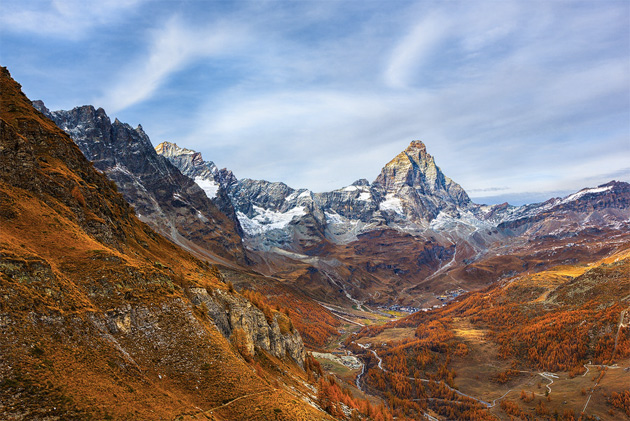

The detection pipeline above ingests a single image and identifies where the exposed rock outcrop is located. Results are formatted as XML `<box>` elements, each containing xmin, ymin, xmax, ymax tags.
<box><xmin>189</xmin><ymin>287</ymin><xmax>305</xmax><ymax>365</ymax></box>
<box><xmin>155</xmin><ymin>142</ymin><xmax>243</xmax><ymax>236</ymax></box>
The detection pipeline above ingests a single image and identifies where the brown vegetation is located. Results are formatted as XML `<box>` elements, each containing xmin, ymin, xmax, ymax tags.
<box><xmin>347</xmin><ymin>248</ymin><xmax>630</xmax><ymax>420</ymax></box>
<box><xmin>608</xmin><ymin>390</ymin><xmax>630</xmax><ymax>417</ymax></box>
<box><xmin>0</xmin><ymin>67</ymin><xmax>332</xmax><ymax>420</ymax></box>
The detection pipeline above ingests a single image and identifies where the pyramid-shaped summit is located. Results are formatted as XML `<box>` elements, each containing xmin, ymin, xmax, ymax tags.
<box><xmin>373</xmin><ymin>140</ymin><xmax>471</xmax><ymax>209</ymax></box>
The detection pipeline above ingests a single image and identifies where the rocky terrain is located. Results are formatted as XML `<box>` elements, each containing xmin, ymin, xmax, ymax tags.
<box><xmin>0</xmin><ymin>67</ymin><xmax>332</xmax><ymax>420</ymax></box>
<box><xmin>158</xmin><ymin>140</ymin><xmax>477</xmax><ymax>249</ymax></box>
<box><xmin>32</xmin><ymin>102</ymin><xmax>247</xmax><ymax>266</ymax></box>
<box><xmin>32</xmin><ymin>99</ymin><xmax>628</xmax><ymax>312</ymax></box>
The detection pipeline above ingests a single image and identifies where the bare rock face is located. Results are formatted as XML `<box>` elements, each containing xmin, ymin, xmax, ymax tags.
<box><xmin>189</xmin><ymin>287</ymin><xmax>305</xmax><ymax>366</ymax></box>
<box><xmin>156</xmin><ymin>141</ymin><xmax>243</xmax><ymax>236</ymax></box>
<box><xmin>33</xmin><ymin>104</ymin><xmax>247</xmax><ymax>265</ymax></box>
<box><xmin>372</xmin><ymin>140</ymin><xmax>472</xmax><ymax>221</ymax></box>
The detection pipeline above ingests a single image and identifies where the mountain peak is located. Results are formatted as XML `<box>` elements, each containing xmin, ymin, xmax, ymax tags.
<box><xmin>155</xmin><ymin>141</ymin><xmax>196</xmax><ymax>157</ymax></box>
<box><xmin>403</xmin><ymin>140</ymin><xmax>436</xmax><ymax>168</ymax></box>
<box><xmin>155</xmin><ymin>142</ymin><xmax>218</xmax><ymax>176</ymax></box>
<box><xmin>351</xmin><ymin>178</ymin><xmax>370</xmax><ymax>187</ymax></box>
<box><xmin>375</xmin><ymin>140</ymin><xmax>445</xmax><ymax>192</ymax></box>
<box><xmin>406</xmin><ymin>139</ymin><xmax>427</xmax><ymax>153</ymax></box>
<box><xmin>31</xmin><ymin>99</ymin><xmax>50</xmax><ymax>115</ymax></box>
<box><xmin>373</xmin><ymin>140</ymin><xmax>471</xmax><ymax>218</ymax></box>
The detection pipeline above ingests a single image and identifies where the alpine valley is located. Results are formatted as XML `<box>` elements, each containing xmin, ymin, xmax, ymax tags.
<box><xmin>2</xmin><ymin>66</ymin><xmax>629</xmax><ymax>420</ymax></box>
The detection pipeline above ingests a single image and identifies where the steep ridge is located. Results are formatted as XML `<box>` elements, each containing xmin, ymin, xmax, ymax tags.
<box><xmin>33</xmin><ymin>102</ymin><xmax>247</xmax><ymax>266</ymax></box>
<box><xmin>372</xmin><ymin>140</ymin><xmax>472</xmax><ymax>222</ymax></box>
<box><xmin>154</xmin><ymin>141</ymin><xmax>243</xmax><ymax>237</ymax></box>
<box><xmin>0</xmin><ymin>67</ymin><xmax>330</xmax><ymax>420</ymax></box>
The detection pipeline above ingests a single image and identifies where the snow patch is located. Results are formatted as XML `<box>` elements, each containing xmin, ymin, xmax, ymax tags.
<box><xmin>196</xmin><ymin>211</ymin><xmax>209</xmax><ymax>222</ymax></box>
<box><xmin>561</xmin><ymin>185</ymin><xmax>613</xmax><ymax>204</ymax></box>
<box><xmin>429</xmin><ymin>212</ymin><xmax>455</xmax><ymax>230</ymax></box>
<box><xmin>194</xmin><ymin>176</ymin><xmax>219</xmax><ymax>199</ymax></box>
<box><xmin>325</xmin><ymin>211</ymin><xmax>345</xmax><ymax>224</ymax></box>
<box><xmin>358</xmin><ymin>192</ymin><xmax>371</xmax><ymax>201</ymax></box>
<box><xmin>299</xmin><ymin>190</ymin><xmax>311</xmax><ymax>198</ymax></box>
<box><xmin>237</xmin><ymin>206</ymin><xmax>306</xmax><ymax>235</ymax></box>
<box><xmin>343</xmin><ymin>185</ymin><xmax>358</xmax><ymax>192</ymax></box>
<box><xmin>379</xmin><ymin>194</ymin><xmax>404</xmax><ymax>215</ymax></box>
<box><xmin>110</xmin><ymin>163</ymin><xmax>134</xmax><ymax>178</ymax></box>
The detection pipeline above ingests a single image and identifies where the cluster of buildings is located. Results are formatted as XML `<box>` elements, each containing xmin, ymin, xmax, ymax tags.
<box><xmin>377</xmin><ymin>288</ymin><xmax>468</xmax><ymax>315</ymax></box>
<box><xmin>378</xmin><ymin>304</ymin><xmax>422</xmax><ymax>314</ymax></box>
<box><xmin>436</xmin><ymin>288</ymin><xmax>467</xmax><ymax>302</ymax></box>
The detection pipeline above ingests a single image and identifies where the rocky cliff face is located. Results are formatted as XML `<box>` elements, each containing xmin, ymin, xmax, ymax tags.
<box><xmin>189</xmin><ymin>287</ymin><xmax>304</xmax><ymax>365</ymax></box>
<box><xmin>155</xmin><ymin>142</ymin><xmax>243</xmax><ymax>237</ymax></box>
<box><xmin>33</xmin><ymin>103</ymin><xmax>247</xmax><ymax>265</ymax></box>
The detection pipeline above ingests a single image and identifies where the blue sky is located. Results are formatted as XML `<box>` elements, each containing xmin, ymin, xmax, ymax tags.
<box><xmin>1</xmin><ymin>0</ymin><xmax>628</xmax><ymax>205</ymax></box>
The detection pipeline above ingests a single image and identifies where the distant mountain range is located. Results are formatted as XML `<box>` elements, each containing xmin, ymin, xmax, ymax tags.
<box><xmin>34</xmin><ymin>100</ymin><xmax>630</xmax><ymax>310</ymax></box>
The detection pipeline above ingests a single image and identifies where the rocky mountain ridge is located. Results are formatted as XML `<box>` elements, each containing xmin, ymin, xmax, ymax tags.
<box><xmin>157</xmin><ymin>140</ymin><xmax>629</xmax><ymax>249</ymax></box>
<box><xmin>33</xmin><ymin>102</ymin><xmax>247</xmax><ymax>266</ymax></box>
<box><xmin>157</xmin><ymin>140</ymin><xmax>629</xmax><ymax>308</ymax></box>
<box><xmin>157</xmin><ymin>140</ymin><xmax>479</xmax><ymax>249</ymax></box>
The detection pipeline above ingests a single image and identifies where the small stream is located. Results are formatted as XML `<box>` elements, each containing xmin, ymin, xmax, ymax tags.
<box><xmin>355</xmin><ymin>358</ymin><xmax>366</xmax><ymax>390</ymax></box>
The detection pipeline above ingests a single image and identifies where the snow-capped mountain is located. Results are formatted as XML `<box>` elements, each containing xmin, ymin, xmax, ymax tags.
<box><xmin>159</xmin><ymin>139</ymin><xmax>626</xmax><ymax>252</ymax></box>
<box><xmin>157</xmin><ymin>140</ymin><xmax>489</xmax><ymax>251</ymax></box>
<box><xmin>36</xmin><ymin>100</ymin><xmax>629</xmax><ymax>307</ymax></box>
<box><xmin>155</xmin><ymin>141</ymin><xmax>243</xmax><ymax>236</ymax></box>
<box><xmin>157</xmin><ymin>138</ymin><xmax>629</xmax><ymax>307</ymax></box>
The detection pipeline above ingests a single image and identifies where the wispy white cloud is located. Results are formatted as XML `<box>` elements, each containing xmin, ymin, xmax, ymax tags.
<box><xmin>97</xmin><ymin>17</ymin><xmax>248</xmax><ymax>113</ymax></box>
<box><xmin>178</xmin><ymin>0</ymin><xmax>628</xmax><ymax>196</ymax></box>
<box><xmin>3</xmin><ymin>0</ymin><xmax>627</xmax><ymax>203</ymax></box>
<box><xmin>384</xmin><ymin>12</ymin><xmax>450</xmax><ymax>88</ymax></box>
<box><xmin>0</xmin><ymin>0</ymin><xmax>144</xmax><ymax>39</ymax></box>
